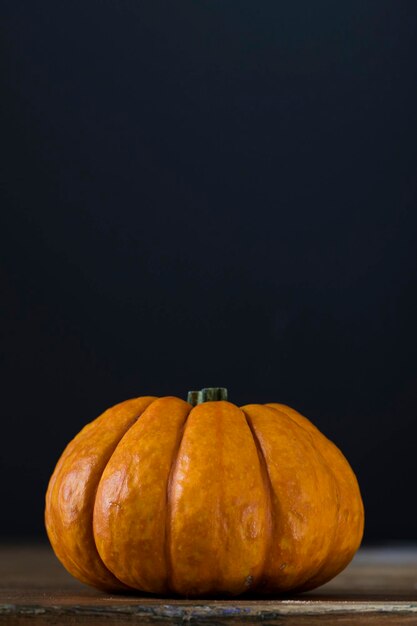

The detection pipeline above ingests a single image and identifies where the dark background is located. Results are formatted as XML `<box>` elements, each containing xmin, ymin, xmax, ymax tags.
<box><xmin>1</xmin><ymin>1</ymin><xmax>417</xmax><ymax>543</ymax></box>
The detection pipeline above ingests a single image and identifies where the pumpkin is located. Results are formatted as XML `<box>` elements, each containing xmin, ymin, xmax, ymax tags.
<box><xmin>45</xmin><ymin>387</ymin><xmax>364</xmax><ymax>596</ymax></box>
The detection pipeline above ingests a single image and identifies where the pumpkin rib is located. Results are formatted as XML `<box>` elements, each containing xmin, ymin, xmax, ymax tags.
<box><xmin>86</xmin><ymin>397</ymin><xmax>163</xmax><ymax>590</ymax></box>
<box><xmin>92</xmin><ymin>397</ymin><xmax>191</xmax><ymax>592</ymax></box>
<box><xmin>240</xmin><ymin>407</ymin><xmax>274</xmax><ymax>591</ymax></box>
<box><xmin>168</xmin><ymin>401</ymin><xmax>269</xmax><ymax>596</ymax></box>
<box><xmin>45</xmin><ymin>396</ymin><xmax>158</xmax><ymax>591</ymax></box>
<box><xmin>266</xmin><ymin>404</ymin><xmax>342</xmax><ymax>591</ymax></box>
<box><xmin>168</xmin><ymin>401</ymin><xmax>224</xmax><ymax>594</ymax></box>
<box><xmin>46</xmin><ymin>455</ymin><xmax>111</xmax><ymax>591</ymax></box>
<box><xmin>164</xmin><ymin>401</ymin><xmax>193</xmax><ymax>592</ymax></box>
<box><xmin>267</xmin><ymin>403</ymin><xmax>364</xmax><ymax>591</ymax></box>
<box><xmin>46</xmin><ymin>398</ymin><xmax>156</xmax><ymax>591</ymax></box>
<box><xmin>274</xmin><ymin>404</ymin><xmax>364</xmax><ymax>571</ymax></box>
<box><xmin>242</xmin><ymin>403</ymin><xmax>341</xmax><ymax>592</ymax></box>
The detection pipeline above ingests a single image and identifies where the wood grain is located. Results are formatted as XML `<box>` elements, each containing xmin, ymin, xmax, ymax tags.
<box><xmin>0</xmin><ymin>545</ymin><xmax>416</xmax><ymax>624</ymax></box>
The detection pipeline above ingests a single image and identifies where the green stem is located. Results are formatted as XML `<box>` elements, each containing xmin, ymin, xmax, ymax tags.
<box><xmin>187</xmin><ymin>387</ymin><xmax>228</xmax><ymax>406</ymax></box>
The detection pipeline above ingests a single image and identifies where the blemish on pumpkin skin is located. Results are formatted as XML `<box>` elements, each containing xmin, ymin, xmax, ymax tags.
<box><xmin>245</xmin><ymin>575</ymin><xmax>253</xmax><ymax>588</ymax></box>
<box><xmin>59</xmin><ymin>465</ymin><xmax>91</xmax><ymax>524</ymax></box>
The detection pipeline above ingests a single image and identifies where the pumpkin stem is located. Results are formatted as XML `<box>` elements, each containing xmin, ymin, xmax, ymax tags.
<box><xmin>187</xmin><ymin>390</ymin><xmax>203</xmax><ymax>406</ymax></box>
<box><xmin>187</xmin><ymin>387</ymin><xmax>228</xmax><ymax>406</ymax></box>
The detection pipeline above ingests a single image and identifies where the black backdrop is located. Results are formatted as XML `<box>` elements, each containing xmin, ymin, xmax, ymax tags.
<box><xmin>2</xmin><ymin>1</ymin><xmax>417</xmax><ymax>543</ymax></box>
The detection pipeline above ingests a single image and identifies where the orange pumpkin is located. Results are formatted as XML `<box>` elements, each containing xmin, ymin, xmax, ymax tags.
<box><xmin>45</xmin><ymin>387</ymin><xmax>364</xmax><ymax>596</ymax></box>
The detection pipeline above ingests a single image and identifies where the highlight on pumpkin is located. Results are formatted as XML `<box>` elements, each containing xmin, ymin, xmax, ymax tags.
<box><xmin>45</xmin><ymin>388</ymin><xmax>364</xmax><ymax>596</ymax></box>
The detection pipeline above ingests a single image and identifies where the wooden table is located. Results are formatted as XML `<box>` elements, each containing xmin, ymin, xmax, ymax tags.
<box><xmin>1</xmin><ymin>545</ymin><xmax>416</xmax><ymax>624</ymax></box>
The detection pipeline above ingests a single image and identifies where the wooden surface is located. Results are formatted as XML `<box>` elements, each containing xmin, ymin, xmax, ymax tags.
<box><xmin>0</xmin><ymin>545</ymin><xmax>417</xmax><ymax>624</ymax></box>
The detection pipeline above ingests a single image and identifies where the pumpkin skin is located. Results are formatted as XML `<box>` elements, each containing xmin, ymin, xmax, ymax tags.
<box><xmin>45</xmin><ymin>390</ymin><xmax>364</xmax><ymax>596</ymax></box>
